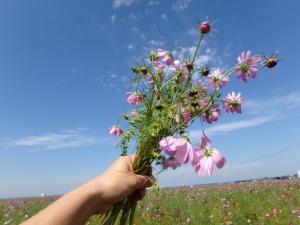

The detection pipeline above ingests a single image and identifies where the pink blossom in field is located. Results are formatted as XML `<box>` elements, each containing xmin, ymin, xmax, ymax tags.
<box><xmin>193</xmin><ymin>131</ymin><xmax>226</xmax><ymax>176</ymax></box>
<box><xmin>108</xmin><ymin>125</ymin><xmax>124</xmax><ymax>136</ymax></box>
<box><xmin>130</xmin><ymin>110</ymin><xmax>139</xmax><ymax>117</ymax></box>
<box><xmin>207</xmin><ymin>68</ymin><xmax>229</xmax><ymax>90</ymax></box>
<box><xmin>159</xmin><ymin>136</ymin><xmax>195</xmax><ymax>164</ymax></box>
<box><xmin>126</xmin><ymin>92</ymin><xmax>143</xmax><ymax>105</ymax></box>
<box><xmin>202</xmin><ymin>104</ymin><xmax>220</xmax><ymax>124</ymax></box>
<box><xmin>162</xmin><ymin>157</ymin><xmax>181</xmax><ymax>170</ymax></box>
<box><xmin>236</xmin><ymin>51</ymin><xmax>261</xmax><ymax>82</ymax></box>
<box><xmin>157</xmin><ymin>48</ymin><xmax>173</xmax><ymax>65</ymax></box>
<box><xmin>223</xmin><ymin>92</ymin><xmax>245</xmax><ymax>113</ymax></box>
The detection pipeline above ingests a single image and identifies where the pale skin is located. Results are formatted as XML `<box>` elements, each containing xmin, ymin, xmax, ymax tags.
<box><xmin>21</xmin><ymin>155</ymin><xmax>154</xmax><ymax>225</ymax></box>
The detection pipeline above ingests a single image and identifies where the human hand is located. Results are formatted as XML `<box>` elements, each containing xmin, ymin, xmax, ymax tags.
<box><xmin>86</xmin><ymin>155</ymin><xmax>155</xmax><ymax>214</ymax></box>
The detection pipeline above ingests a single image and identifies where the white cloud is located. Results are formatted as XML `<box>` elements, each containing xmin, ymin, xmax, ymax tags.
<box><xmin>113</xmin><ymin>0</ymin><xmax>137</xmax><ymax>8</ymax></box>
<box><xmin>172</xmin><ymin>0</ymin><xmax>192</xmax><ymax>11</ymax></box>
<box><xmin>188</xmin><ymin>28</ymin><xmax>198</xmax><ymax>36</ymax></box>
<box><xmin>161</xmin><ymin>14</ymin><xmax>167</xmax><ymax>19</ymax></box>
<box><xmin>6</xmin><ymin>128</ymin><xmax>112</xmax><ymax>150</ymax></box>
<box><xmin>111</xmin><ymin>14</ymin><xmax>117</xmax><ymax>24</ymax></box>
<box><xmin>127</xmin><ymin>43</ymin><xmax>134</xmax><ymax>50</ymax></box>
<box><xmin>173</xmin><ymin>46</ymin><xmax>223</xmax><ymax>67</ymax></box>
<box><xmin>245</xmin><ymin>92</ymin><xmax>300</xmax><ymax>116</ymax></box>
<box><xmin>148</xmin><ymin>1</ymin><xmax>160</xmax><ymax>6</ymax></box>
<box><xmin>148</xmin><ymin>39</ymin><xmax>166</xmax><ymax>47</ymax></box>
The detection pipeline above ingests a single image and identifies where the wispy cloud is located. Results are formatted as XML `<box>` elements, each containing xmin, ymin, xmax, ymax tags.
<box><xmin>148</xmin><ymin>39</ymin><xmax>166</xmax><ymax>47</ymax></box>
<box><xmin>113</xmin><ymin>0</ymin><xmax>137</xmax><ymax>8</ymax></box>
<box><xmin>111</xmin><ymin>14</ymin><xmax>117</xmax><ymax>24</ymax></box>
<box><xmin>161</xmin><ymin>14</ymin><xmax>167</xmax><ymax>19</ymax></box>
<box><xmin>5</xmin><ymin>128</ymin><xmax>112</xmax><ymax>151</ymax></box>
<box><xmin>245</xmin><ymin>92</ymin><xmax>300</xmax><ymax>116</ymax></box>
<box><xmin>173</xmin><ymin>46</ymin><xmax>223</xmax><ymax>67</ymax></box>
<box><xmin>172</xmin><ymin>0</ymin><xmax>192</xmax><ymax>11</ymax></box>
<box><xmin>190</xmin><ymin>116</ymin><xmax>275</xmax><ymax>138</ymax></box>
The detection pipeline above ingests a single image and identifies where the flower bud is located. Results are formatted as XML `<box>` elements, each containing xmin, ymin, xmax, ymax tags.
<box><xmin>141</xmin><ymin>66</ymin><xmax>148</xmax><ymax>75</ymax></box>
<box><xmin>186</xmin><ymin>61</ymin><xmax>193</xmax><ymax>71</ymax></box>
<box><xmin>200</xmin><ymin>21</ymin><xmax>211</xmax><ymax>34</ymax></box>
<box><xmin>131</xmin><ymin>66</ymin><xmax>140</xmax><ymax>74</ymax></box>
<box><xmin>149</xmin><ymin>51</ymin><xmax>158</xmax><ymax>62</ymax></box>
<box><xmin>265</xmin><ymin>58</ymin><xmax>278</xmax><ymax>68</ymax></box>
<box><xmin>201</xmin><ymin>66</ymin><xmax>210</xmax><ymax>76</ymax></box>
<box><xmin>189</xmin><ymin>89</ymin><xmax>198</xmax><ymax>97</ymax></box>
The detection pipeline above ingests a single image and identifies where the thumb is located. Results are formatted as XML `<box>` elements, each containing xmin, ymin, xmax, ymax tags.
<box><xmin>134</xmin><ymin>174</ymin><xmax>156</xmax><ymax>189</ymax></box>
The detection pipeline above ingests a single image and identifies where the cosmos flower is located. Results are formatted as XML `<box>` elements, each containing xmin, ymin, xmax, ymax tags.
<box><xmin>193</xmin><ymin>131</ymin><xmax>226</xmax><ymax>176</ymax></box>
<box><xmin>130</xmin><ymin>110</ymin><xmax>139</xmax><ymax>117</ymax></box>
<box><xmin>157</xmin><ymin>48</ymin><xmax>173</xmax><ymax>65</ymax></box>
<box><xmin>223</xmin><ymin>92</ymin><xmax>245</xmax><ymax>113</ymax></box>
<box><xmin>207</xmin><ymin>68</ymin><xmax>229</xmax><ymax>90</ymax></box>
<box><xmin>159</xmin><ymin>136</ymin><xmax>195</xmax><ymax>164</ymax></box>
<box><xmin>202</xmin><ymin>104</ymin><xmax>221</xmax><ymax>124</ymax></box>
<box><xmin>108</xmin><ymin>125</ymin><xmax>124</xmax><ymax>136</ymax></box>
<box><xmin>171</xmin><ymin>60</ymin><xmax>189</xmax><ymax>82</ymax></box>
<box><xmin>126</xmin><ymin>92</ymin><xmax>143</xmax><ymax>105</ymax></box>
<box><xmin>236</xmin><ymin>51</ymin><xmax>261</xmax><ymax>82</ymax></box>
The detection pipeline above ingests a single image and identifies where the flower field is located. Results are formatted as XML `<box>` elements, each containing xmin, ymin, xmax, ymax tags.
<box><xmin>1</xmin><ymin>179</ymin><xmax>299</xmax><ymax>225</ymax></box>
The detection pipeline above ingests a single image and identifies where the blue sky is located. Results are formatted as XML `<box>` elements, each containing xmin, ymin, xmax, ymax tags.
<box><xmin>1</xmin><ymin>0</ymin><xmax>300</xmax><ymax>198</ymax></box>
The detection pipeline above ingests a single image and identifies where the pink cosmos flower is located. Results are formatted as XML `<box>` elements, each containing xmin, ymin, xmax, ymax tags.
<box><xmin>152</xmin><ymin>60</ymin><xmax>165</xmax><ymax>70</ymax></box>
<box><xmin>159</xmin><ymin>136</ymin><xmax>195</xmax><ymax>164</ymax></box>
<box><xmin>236</xmin><ymin>51</ymin><xmax>261</xmax><ymax>82</ymax></box>
<box><xmin>147</xmin><ymin>75</ymin><xmax>154</xmax><ymax>83</ymax></box>
<box><xmin>223</xmin><ymin>92</ymin><xmax>245</xmax><ymax>113</ymax></box>
<box><xmin>108</xmin><ymin>125</ymin><xmax>124</xmax><ymax>136</ymax></box>
<box><xmin>182</xmin><ymin>111</ymin><xmax>190</xmax><ymax>124</ymax></box>
<box><xmin>202</xmin><ymin>104</ymin><xmax>220</xmax><ymax>124</ymax></box>
<box><xmin>130</xmin><ymin>110</ymin><xmax>139</xmax><ymax>117</ymax></box>
<box><xmin>127</xmin><ymin>92</ymin><xmax>143</xmax><ymax>105</ymax></box>
<box><xmin>157</xmin><ymin>48</ymin><xmax>173</xmax><ymax>65</ymax></box>
<box><xmin>162</xmin><ymin>157</ymin><xmax>181</xmax><ymax>170</ymax></box>
<box><xmin>207</xmin><ymin>68</ymin><xmax>229</xmax><ymax>90</ymax></box>
<box><xmin>171</xmin><ymin>60</ymin><xmax>189</xmax><ymax>82</ymax></box>
<box><xmin>178</xmin><ymin>104</ymin><xmax>190</xmax><ymax>124</ymax></box>
<box><xmin>193</xmin><ymin>131</ymin><xmax>226</xmax><ymax>176</ymax></box>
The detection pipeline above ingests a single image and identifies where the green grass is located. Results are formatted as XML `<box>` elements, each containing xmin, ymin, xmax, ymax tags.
<box><xmin>1</xmin><ymin>179</ymin><xmax>299</xmax><ymax>225</ymax></box>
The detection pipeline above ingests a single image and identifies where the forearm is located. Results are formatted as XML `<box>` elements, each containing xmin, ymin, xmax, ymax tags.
<box><xmin>21</xmin><ymin>180</ymin><xmax>101</xmax><ymax>225</ymax></box>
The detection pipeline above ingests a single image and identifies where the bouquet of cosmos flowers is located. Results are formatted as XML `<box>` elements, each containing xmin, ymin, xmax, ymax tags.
<box><xmin>104</xmin><ymin>20</ymin><xmax>278</xmax><ymax>225</ymax></box>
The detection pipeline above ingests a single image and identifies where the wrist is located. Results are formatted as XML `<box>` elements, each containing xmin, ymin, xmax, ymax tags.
<box><xmin>81</xmin><ymin>176</ymin><xmax>111</xmax><ymax>215</ymax></box>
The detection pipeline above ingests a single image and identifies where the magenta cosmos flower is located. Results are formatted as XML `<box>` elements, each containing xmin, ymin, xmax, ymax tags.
<box><xmin>157</xmin><ymin>48</ymin><xmax>173</xmax><ymax>65</ymax></box>
<box><xmin>130</xmin><ymin>110</ymin><xmax>139</xmax><ymax>117</ymax></box>
<box><xmin>207</xmin><ymin>68</ymin><xmax>229</xmax><ymax>90</ymax></box>
<box><xmin>170</xmin><ymin>60</ymin><xmax>189</xmax><ymax>82</ymax></box>
<box><xmin>202</xmin><ymin>104</ymin><xmax>220</xmax><ymax>124</ymax></box>
<box><xmin>126</xmin><ymin>92</ymin><xmax>143</xmax><ymax>105</ymax></box>
<box><xmin>159</xmin><ymin>136</ymin><xmax>195</xmax><ymax>164</ymax></box>
<box><xmin>223</xmin><ymin>92</ymin><xmax>245</xmax><ymax>113</ymax></box>
<box><xmin>193</xmin><ymin>131</ymin><xmax>226</xmax><ymax>176</ymax></box>
<box><xmin>108</xmin><ymin>125</ymin><xmax>124</xmax><ymax>136</ymax></box>
<box><xmin>236</xmin><ymin>51</ymin><xmax>261</xmax><ymax>82</ymax></box>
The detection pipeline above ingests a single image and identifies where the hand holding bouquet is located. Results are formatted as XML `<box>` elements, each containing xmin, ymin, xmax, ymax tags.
<box><xmin>104</xmin><ymin>20</ymin><xmax>278</xmax><ymax>225</ymax></box>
